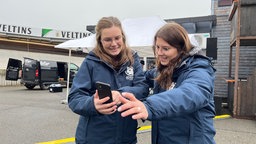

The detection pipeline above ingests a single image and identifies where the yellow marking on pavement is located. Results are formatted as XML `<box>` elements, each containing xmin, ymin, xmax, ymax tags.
<box><xmin>35</xmin><ymin>126</ymin><xmax>152</xmax><ymax>144</ymax></box>
<box><xmin>36</xmin><ymin>114</ymin><xmax>231</xmax><ymax>144</ymax></box>
<box><xmin>214</xmin><ymin>114</ymin><xmax>231</xmax><ymax>119</ymax></box>
<box><xmin>138</xmin><ymin>125</ymin><xmax>152</xmax><ymax>131</ymax></box>
<box><xmin>36</xmin><ymin>137</ymin><xmax>75</xmax><ymax>144</ymax></box>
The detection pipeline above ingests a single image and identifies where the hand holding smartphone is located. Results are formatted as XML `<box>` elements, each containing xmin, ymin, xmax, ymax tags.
<box><xmin>96</xmin><ymin>81</ymin><xmax>113</xmax><ymax>104</ymax></box>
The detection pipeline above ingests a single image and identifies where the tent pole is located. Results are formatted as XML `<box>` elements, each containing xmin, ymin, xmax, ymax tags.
<box><xmin>61</xmin><ymin>48</ymin><xmax>71</xmax><ymax>104</ymax></box>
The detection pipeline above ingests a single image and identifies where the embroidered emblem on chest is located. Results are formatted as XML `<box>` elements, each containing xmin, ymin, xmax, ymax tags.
<box><xmin>125</xmin><ymin>67</ymin><xmax>134</xmax><ymax>80</ymax></box>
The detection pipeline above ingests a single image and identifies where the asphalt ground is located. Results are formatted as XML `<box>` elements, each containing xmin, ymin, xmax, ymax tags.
<box><xmin>0</xmin><ymin>86</ymin><xmax>256</xmax><ymax>144</ymax></box>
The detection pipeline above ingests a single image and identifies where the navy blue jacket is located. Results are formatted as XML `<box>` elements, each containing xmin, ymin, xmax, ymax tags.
<box><xmin>68</xmin><ymin>51</ymin><xmax>149</xmax><ymax>144</ymax></box>
<box><xmin>145</xmin><ymin>54</ymin><xmax>216</xmax><ymax>144</ymax></box>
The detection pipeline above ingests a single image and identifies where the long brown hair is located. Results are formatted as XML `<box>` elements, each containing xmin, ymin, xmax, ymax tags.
<box><xmin>153</xmin><ymin>22</ymin><xmax>193</xmax><ymax>89</ymax></box>
<box><xmin>93</xmin><ymin>16</ymin><xmax>134</xmax><ymax>69</ymax></box>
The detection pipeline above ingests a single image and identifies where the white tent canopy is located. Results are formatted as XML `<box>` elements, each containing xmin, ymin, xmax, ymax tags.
<box><xmin>55</xmin><ymin>34</ymin><xmax>96</xmax><ymax>49</ymax></box>
<box><xmin>121</xmin><ymin>16</ymin><xmax>166</xmax><ymax>47</ymax></box>
<box><xmin>55</xmin><ymin>16</ymin><xmax>199</xmax><ymax>57</ymax></box>
<box><xmin>55</xmin><ymin>16</ymin><xmax>168</xmax><ymax>57</ymax></box>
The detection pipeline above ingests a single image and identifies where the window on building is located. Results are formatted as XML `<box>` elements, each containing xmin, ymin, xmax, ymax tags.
<box><xmin>218</xmin><ymin>0</ymin><xmax>232</xmax><ymax>7</ymax></box>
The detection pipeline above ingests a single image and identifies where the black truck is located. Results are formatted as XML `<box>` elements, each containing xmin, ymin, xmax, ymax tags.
<box><xmin>5</xmin><ymin>57</ymin><xmax>79</xmax><ymax>90</ymax></box>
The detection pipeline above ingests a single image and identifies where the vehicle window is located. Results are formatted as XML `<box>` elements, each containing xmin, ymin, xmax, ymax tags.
<box><xmin>40</xmin><ymin>60</ymin><xmax>57</xmax><ymax>70</ymax></box>
<box><xmin>70</xmin><ymin>63</ymin><xmax>79</xmax><ymax>71</ymax></box>
<box><xmin>24</xmin><ymin>59</ymin><xmax>37</xmax><ymax>68</ymax></box>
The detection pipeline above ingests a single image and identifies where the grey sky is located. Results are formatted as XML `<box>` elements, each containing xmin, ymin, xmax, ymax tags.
<box><xmin>1</xmin><ymin>0</ymin><xmax>212</xmax><ymax>32</ymax></box>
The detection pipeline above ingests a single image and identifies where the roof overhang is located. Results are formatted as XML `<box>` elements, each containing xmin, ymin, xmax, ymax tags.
<box><xmin>166</xmin><ymin>15</ymin><xmax>217</xmax><ymax>34</ymax></box>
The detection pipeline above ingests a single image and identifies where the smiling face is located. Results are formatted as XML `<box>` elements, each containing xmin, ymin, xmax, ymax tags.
<box><xmin>155</xmin><ymin>37</ymin><xmax>178</xmax><ymax>66</ymax></box>
<box><xmin>100</xmin><ymin>26</ymin><xmax>123</xmax><ymax>57</ymax></box>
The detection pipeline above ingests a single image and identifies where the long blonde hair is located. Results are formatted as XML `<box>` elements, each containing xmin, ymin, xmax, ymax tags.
<box><xmin>93</xmin><ymin>16</ymin><xmax>134</xmax><ymax>69</ymax></box>
<box><xmin>153</xmin><ymin>22</ymin><xmax>193</xmax><ymax>89</ymax></box>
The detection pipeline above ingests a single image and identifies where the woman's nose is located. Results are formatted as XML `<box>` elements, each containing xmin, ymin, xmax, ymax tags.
<box><xmin>156</xmin><ymin>48</ymin><xmax>163</xmax><ymax>55</ymax></box>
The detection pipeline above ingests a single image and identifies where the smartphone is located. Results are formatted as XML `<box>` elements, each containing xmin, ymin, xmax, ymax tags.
<box><xmin>95</xmin><ymin>81</ymin><xmax>113</xmax><ymax>104</ymax></box>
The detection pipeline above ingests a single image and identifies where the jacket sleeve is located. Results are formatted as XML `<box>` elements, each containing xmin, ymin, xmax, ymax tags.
<box><xmin>145</xmin><ymin>58</ymin><xmax>215</xmax><ymax>120</ymax></box>
<box><xmin>68</xmin><ymin>59</ymin><xmax>99</xmax><ymax>117</ymax></box>
<box><xmin>118</xmin><ymin>53</ymin><xmax>149</xmax><ymax>100</ymax></box>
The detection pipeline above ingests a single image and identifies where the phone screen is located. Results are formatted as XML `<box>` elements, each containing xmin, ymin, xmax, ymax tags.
<box><xmin>96</xmin><ymin>81</ymin><xmax>113</xmax><ymax>103</ymax></box>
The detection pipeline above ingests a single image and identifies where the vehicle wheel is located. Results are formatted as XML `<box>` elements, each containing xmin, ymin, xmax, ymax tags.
<box><xmin>39</xmin><ymin>84</ymin><xmax>49</xmax><ymax>90</ymax></box>
<box><xmin>25</xmin><ymin>84</ymin><xmax>36</xmax><ymax>90</ymax></box>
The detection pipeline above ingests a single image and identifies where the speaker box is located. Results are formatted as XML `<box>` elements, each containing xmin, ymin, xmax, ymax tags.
<box><xmin>206</xmin><ymin>38</ymin><xmax>217</xmax><ymax>60</ymax></box>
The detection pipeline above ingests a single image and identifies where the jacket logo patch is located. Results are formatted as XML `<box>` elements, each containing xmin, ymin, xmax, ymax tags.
<box><xmin>125</xmin><ymin>67</ymin><xmax>134</xmax><ymax>80</ymax></box>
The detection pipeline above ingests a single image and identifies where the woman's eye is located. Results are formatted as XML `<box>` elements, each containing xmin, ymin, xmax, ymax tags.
<box><xmin>163</xmin><ymin>47</ymin><xmax>170</xmax><ymax>51</ymax></box>
<box><xmin>115</xmin><ymin>36</ymin><xmax>122</xmax><ymax>40</ymax></box>
<box><xmin>103</xmin><ymin>38</ymin><xmax>111</xmax><ymax>42</ymax></box>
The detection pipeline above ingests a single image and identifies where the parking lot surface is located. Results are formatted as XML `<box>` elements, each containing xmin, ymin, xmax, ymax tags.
<box><xmin>0</xmin><ymin>86</ymin><xmax>256</xmax><ymax>144</ymax></box>
<box><xmin>0</xmin><ymin>86</ymin><xmax>151</xmax><ymax>144</ymax></box>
